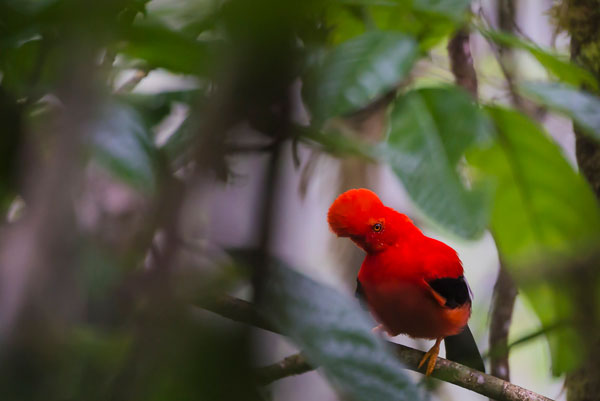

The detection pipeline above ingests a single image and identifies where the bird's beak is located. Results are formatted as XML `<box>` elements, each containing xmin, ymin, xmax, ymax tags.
<box><xmin>349</xmin><ymin>235</ymin><xmax>369</xmax><ymax>251</ymax></box>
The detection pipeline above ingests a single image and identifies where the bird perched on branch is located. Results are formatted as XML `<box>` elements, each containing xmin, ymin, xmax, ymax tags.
<box><xmin>327</xmin><ymin>188</ymin><xmax>484</xmax><ymax>376</ymax></box>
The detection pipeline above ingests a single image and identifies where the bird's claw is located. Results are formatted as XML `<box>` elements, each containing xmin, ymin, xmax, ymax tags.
<box><xmin>417</xmin><ymin>338</ymin><xmax>441</xmax><ymax>376</ymax></box>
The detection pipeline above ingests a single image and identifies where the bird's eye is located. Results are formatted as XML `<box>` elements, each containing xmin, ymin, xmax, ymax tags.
<box><xmin>372</xmin><ymin>223</ymin><xmax>383</xmax><ymax>232</ymax></box>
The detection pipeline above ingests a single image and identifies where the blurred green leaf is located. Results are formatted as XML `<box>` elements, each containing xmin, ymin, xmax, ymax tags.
<box><xmin>253</xmin><ymin>255</ymin><xmax>422</xmax><ymax>401</ymax></box>
<box><xmin>412</xmin><ymin>0</ymin><xmax>471</xmax><ymax>22</ymax></box>
<box><xmin>368</xmin><ymin>0</ymin><xmax>469</xmax><ymax>49</ymax></box>
<box><xmin>0</xmin><ymin>38</ymin><xmax>62</xmax><ymax>99</ymax></box>
<box><xmin>468</xmin><ymin>106</ymin><xmax>600</xmax><ymax>262</ymax></box>
<box><xmin>478</xmin><ymin>28</ymin><xmax>598</xmax><ymax>90</ymax></box>
<box><xmin>520</xmin><ymin>283</ymin><xmax>582</xmax><ymax>375</ymax></box>
<box><xmin>468</xmin><ymin>107</ymin><xmax>600</xmax><ymax>372</ymax></box>
<box><xmin>386</xmin><ymin>87</ymin><xmax>493</xmax><ymax>238</ymax></box>
<box><xmin>322</xmin><ymin>1</ymin><xmax>464</xmax><ymax>48</ymax></box>
<box><xmin>91</xmin><ymin>103</ymin><xmax>158</xmax><ymax>193</ymax></box>
<box><xmin>520</xmin><ymin>82</ymin><xmax>600</xmax><ymax>142</ymax></box>
<box><xmin>322</xmin><ymin>5</ymin><xmax>367</xmax><ymax>45</ymax></box>
<box><xmin>120</xmin><ymin>23</ymin><xmax>215</xmax><ymax>76</ymax></box>
<box><xmin>303</xmin><ymin>31</ymin><xmax>419</xmax><ymax>125</ymax></box>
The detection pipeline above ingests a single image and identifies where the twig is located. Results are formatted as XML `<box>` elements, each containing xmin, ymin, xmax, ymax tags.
<box><xmin>489</xmin><ymin>265</ymin><xmax>518</xmax><ymax>380</ymax></box>
<box><xmin>475</xmin><ymin>10</ymin><xmax>539</xmax><ymax>116</ymax></box>
<box><xmin>115</xmin><ymin>69</ymin><xmax>150</xmax><ymax>93</ymax></box>
<box><xmin>199</xmin><ymin>295</ymin><xmax>555</xmax><ymax>401</ymax></box>
<box><xmin>255</xmin><ymin>353</ymin><xmax>312</xmax><ymax>385</ymax></box>
<box><xmin>486</xmin><ymin>3</ymin><xmax>521</xmax><ymax>385</ymax></box>
<box><xmin>484</xmin><ymin>322</ymin><xmax>564</xmax><ymax>360</ymax></box>
<box><xmin>447</xmin><ymin>17</ymin><xmax>520</xmax><ymax>386</ymax></box>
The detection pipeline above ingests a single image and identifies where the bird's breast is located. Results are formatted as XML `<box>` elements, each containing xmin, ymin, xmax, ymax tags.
<box><xmin>361</xmin><ymin>279</ymin><xmax>470</xmax><ymax>339</ymax></box>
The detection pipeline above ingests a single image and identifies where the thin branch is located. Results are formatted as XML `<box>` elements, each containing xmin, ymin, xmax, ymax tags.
<box><xmin>447</xmin><ymin>20</ymin><xmax>520</xmax><ymax>386</ymax></box>
<box><xmin>115</xmin><ymin>69</ymin><xmax>150</xmax><ymax>94</ymax></box>
<box><xmin>486</xmin><ymin>2</ymin><xmax>520</xmax><ymax>385</ymax></box>
<box><xmin>475</xmin><ymin>10</ymin><xmax>543</xmax><ymax>118</ymax></box>
<box><xmin>255</xmin><ymin>353</ymin><xmax>312</xmax><ymax>385</ymax></box>
<box><xmin>489</xmin><ymin>264</ymin><xmax>518</xmax><ymax>380</ymax></box>
<box><xmin>484</xmin><ymin>322</ymin><xmax>564</xmax><ymax>360</ymax></box>
<box><xmin>199</xmin><ymin>295</ymin><xmax>554</xmax><ymax>401</ymax></box>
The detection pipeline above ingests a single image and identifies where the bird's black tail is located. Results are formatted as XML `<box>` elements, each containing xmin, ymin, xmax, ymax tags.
<box><xmin>444</xmin><ymin>325</ymin><xmax>485</xmax><ymax>372</ymax></box>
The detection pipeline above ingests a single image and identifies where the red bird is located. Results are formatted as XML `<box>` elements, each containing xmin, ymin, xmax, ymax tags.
<box><xmin>328</xmin><ymin>188</ymin><xmax>484</xmax><ymax>376</ymax></box>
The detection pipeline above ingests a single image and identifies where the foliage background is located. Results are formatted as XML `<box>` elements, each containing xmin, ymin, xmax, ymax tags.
<box><xmin>1</xmin><ymin>0</ymin><xmax>599</xmax><ymax>401</ymax></box>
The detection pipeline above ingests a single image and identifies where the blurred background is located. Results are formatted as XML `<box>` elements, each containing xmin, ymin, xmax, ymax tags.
<box><xmin>1</xmin><ymin>0</ymin><xmax>599</xmax><ymax>401</ymax></box>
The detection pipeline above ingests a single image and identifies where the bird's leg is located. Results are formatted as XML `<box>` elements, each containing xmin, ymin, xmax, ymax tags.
<box><xmin>417</xmin><ymin>337</ymin><xmax>442</xmax><ymax>376</ymax></box>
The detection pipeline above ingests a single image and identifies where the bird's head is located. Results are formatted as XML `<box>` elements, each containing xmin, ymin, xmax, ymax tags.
<box><xmin>327</xmin><ymin>188</ymin><xmax>418</xmax><ymax>253</ymax></box>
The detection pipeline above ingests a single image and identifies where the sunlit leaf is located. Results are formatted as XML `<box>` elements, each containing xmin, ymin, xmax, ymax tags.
<box><xmin>478</xmin><ymin>28</ymin><xmax>598</xmax><ymax>90</ymax></box>
<box><xmin>520</xmin><ymin>81</ymin><xmax>600</xmax><ymax>142</ymax></box>
<box><xmin>386</xmin><ymin>87</ymin><xmax>493</xmax><ymax>238</ymax></box>
<box><xmin>248</xmin><ymin>254</ymin><xmax>422</xmax><ymax>401</ymax></box>
<box><xmin>303</xmin><ymin>31</ymin><xmax>419</xmax><ymax>125</ymax></box>
<box><xmin>90</xmin><ymin>103</ymin><xmax>158</xmax><ymax>193</ymax></box>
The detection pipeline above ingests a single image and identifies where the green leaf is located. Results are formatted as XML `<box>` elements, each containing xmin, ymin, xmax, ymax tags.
<box><xmin>469</xmin><ymin>106</ymin><xmax>600</xmax><ymax>262</ymax></box>
<box><xmin>412</xmin><ymin>0</ymin><xmax>471</xmax><ymax>22</ymax></box>
<box><xmin>520</xmin><ymin>81</ymin><xmax>600</xmax><ymax>142</ymax></box>
<box><xmin>368</xmin><ymin>0</ymin><xmax>470</xmax><ymax>49</ymax></box>
<box><xmin>252</xmin><ymin>255</ymin><xmax>422</xmax><ymax>401</ymax></box>
<box><xmin>120</xmin><ymin>23</ymin><xmax>215</xmax><ymax>76</ymax></box>
<box><xmin>478</xmin><ymin>28</ymin><xmax>598</xmax><ymax>90</ymax></box>
<box><xmin>90</xmin><ymin>103</ymin><xmax>158</xmax><ymax>193</ymax></box>
<box><xmin>468</xmin><ymin>107</ymin><xmax>600</xmax><ymax>373</ymax></box>
<box><xmin>303</xmin><ymin>31</ymin><xmax>419</xmax><ymax>125</ymax></box>
<box><xmin>386</xmin><ymin>87</ymin><xmax>493</xmax><ymax>238</ymax></box>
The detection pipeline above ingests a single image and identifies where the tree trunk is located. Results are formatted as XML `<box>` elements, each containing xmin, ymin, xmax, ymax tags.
<box><xmin>559</xmin><ymin>1</ymin><xmax>600</xmax><ymax>400</ymax></box>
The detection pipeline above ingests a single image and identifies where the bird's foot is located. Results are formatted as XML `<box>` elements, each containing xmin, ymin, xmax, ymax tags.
<box><xmin>417</xmin><ymin>338</ymin><xmax>442</xmax><ymax>376</ymax></box>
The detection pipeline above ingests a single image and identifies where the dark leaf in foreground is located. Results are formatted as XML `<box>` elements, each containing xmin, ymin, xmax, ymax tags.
<box><xmin>233</xmin><ymin>252</ymin><xmax>422</xmax><ymax>401</ymax></box>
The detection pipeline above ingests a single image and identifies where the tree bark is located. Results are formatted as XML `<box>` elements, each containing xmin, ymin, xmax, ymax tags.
<box><xmin>448</xmin><ymin>28</ymin><xmax>478</xmax><ymax>97</ymax></box>
<box><xmin>560</xmin><ymin>1</ymin><xmax>600</xmax><ymax>400</ymax></box>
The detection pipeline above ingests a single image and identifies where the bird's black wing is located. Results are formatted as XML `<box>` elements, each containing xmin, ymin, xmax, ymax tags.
<box><xmin>427</xmin><ymin>275</ymin><xmax>470</xmax><ymax>309</ymax></box>
<box><xmin>427</xmin><ymin>276</ymin><xmax>485</xmax><ymax>372</ymax></box>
